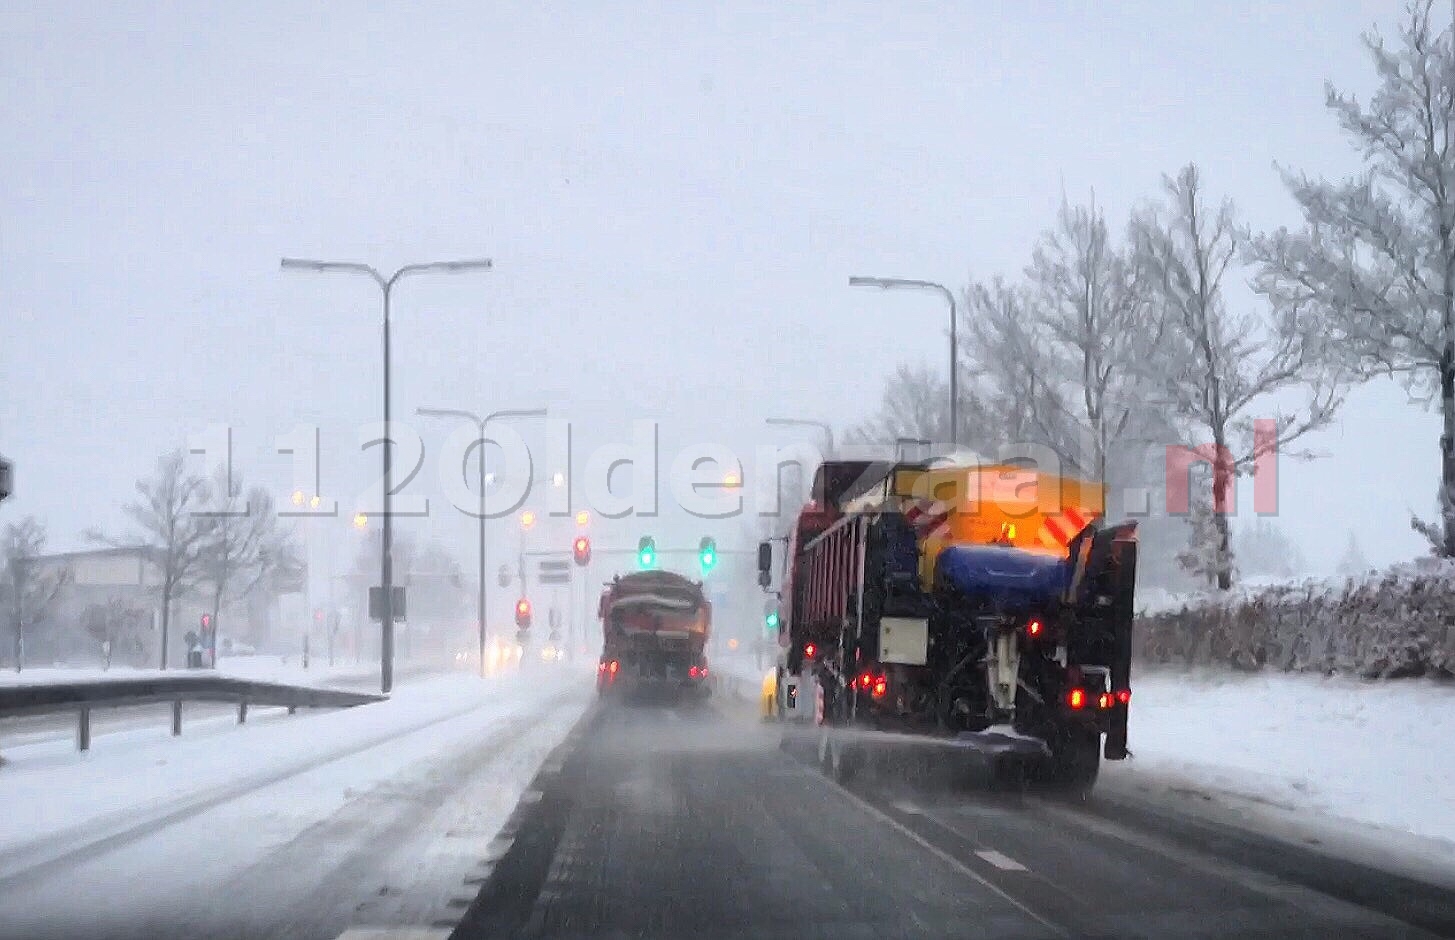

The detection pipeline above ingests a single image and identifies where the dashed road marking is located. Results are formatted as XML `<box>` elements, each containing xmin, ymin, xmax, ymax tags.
<box><xmin>796</xmin><ymin>764</ymin><xmax>1067</xmax><ymax>936</ymax></box>
<box><xmin>975</xmin><ymin>849</ymin><xmax>1029</xmax><ymax>871</ymax></box>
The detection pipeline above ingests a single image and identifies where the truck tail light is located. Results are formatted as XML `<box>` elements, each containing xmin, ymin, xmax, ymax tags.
<box><xmin>1097</xmin><ymin>692</ymin><xmax>1113</xmax><ymax>710</ymax></box>
<box><xmin>1067</xmin><ymin>688</ymin><xmax>1086</xmax><ymax>709</ymax></box>
<box><xmin>1026</xmin><ymin>618</ymin><xmax>1044</xmax><ymax>638</ymax></box>
<box><xmin>1116</xmin><ymin>689</ymin><xmax>1131</xmax><ymax>705</ymax></box>
<box><xmin>804</xmin><ymin>643</ymin><xmax>816</xmax><ymax>659</ymax></box>
<box><xmin>609</xmin><ymin>660</ymin><xmax>620</xmax><ymax>675</ymax></box>
<box><xmin>871</xmin><ymin>676</ymin><xmax>888</xmax><ymax>698</ymax></box>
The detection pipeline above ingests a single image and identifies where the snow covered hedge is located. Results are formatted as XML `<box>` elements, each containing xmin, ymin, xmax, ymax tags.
<box><xmin>1135</xmin><ymin>560</ymin><xmax>1455</xmax><ymax>679</ymax></box>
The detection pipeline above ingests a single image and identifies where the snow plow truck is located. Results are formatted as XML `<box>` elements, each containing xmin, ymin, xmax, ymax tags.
<box><xmin>759</xmin><ymin>457</ymin><xmax>1137</xmax><ymax>790</ymax></box>
<box><xmin>597</xmin><ymin>570</ymin><xmax>712</xmax><ymax>701</ymax></box>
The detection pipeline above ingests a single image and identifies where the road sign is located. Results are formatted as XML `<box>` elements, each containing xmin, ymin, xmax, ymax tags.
<box><xmin>538</xmin><ymin>558</ymin><xmax>570</xmax><ymax>584</ymax></box>
<box><xmin>497</xmin><ymin>564</ymin><xmax>512</xmax><ymax>588</ymax></box>
<box><xmin>0</xmin><ymin>455</ymin><xmax>12</xmax><ymax>504</ymax></box>
<box><xmin>368</xmin><ymin>586</ymin><xmax>407</xmax><ymax>622</ymax></box>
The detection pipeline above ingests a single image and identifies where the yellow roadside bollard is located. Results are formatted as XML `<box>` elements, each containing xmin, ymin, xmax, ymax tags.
<box><xmin>761</xmin><ymin>668</ymin><xmax>777</xmax><ymax>720</ymax></box>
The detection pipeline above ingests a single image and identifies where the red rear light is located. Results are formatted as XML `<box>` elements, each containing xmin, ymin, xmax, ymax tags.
<box><xmin>1026</xmin><ymin>619</ymin><xmax>1044</xmax><ymax>637</ymax></box>
<box><xmin>1097</xmin><ymin>692</ymin><xmax>1113</xmax><ymax>710</ymax></box>
<box><xmin>804</xmin><ymin>643</ymin><xmax>817</xmax><ymax>659</ymax></box>
<box><xmin>871</xmin><ymin>677</ymin><xmax>887</xmax><ymax>698</ymax></box>
<box><xmin>1116</xmin><ymin>689</ymin><xmax>1131</xmax><ymax>705</ymax></box>
<box><xmin>1067</xmin><ymin>688</ymin><xmax>1086</xmax><ymax>709</ymax></box>
<box><xmin>700</xmin><ymin>666</ymin><xmax>708</xmax><ymax>678</ymax></box>
<box><xmin>609</xmin><ymin>660</ymin><xmax>620</xmax><ymax>674</ymax></box>
<box><xmin>689</xmin><ymin>665</ymin><xmax>700</xmax><ymax>678</ymax></box>
<box><xmin>858</xmin><ymin>672</ymin><xmax>873</xmax><ymax>689</ymax></box>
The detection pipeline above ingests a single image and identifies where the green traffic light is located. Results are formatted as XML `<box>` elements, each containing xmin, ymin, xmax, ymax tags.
<box><xmin>765</xmin><ymin>611</ymin><xmax>779</xmax><ymax>629</ymax></box>
<box><xmin>637</xmin><ymin>536</ymin><xmax>656</xmax><ymax>568</ymax></box>
<box><xmin>698</xmin><ymin>537</ymin><xmax>717</xmax><ymax>572</ymax></box>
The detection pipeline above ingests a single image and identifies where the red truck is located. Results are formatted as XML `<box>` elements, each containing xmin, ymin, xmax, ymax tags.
<box><xmin>597</xmin><ymin>570</ymin><xmax>712</xmax><ymax>700</ymax></box>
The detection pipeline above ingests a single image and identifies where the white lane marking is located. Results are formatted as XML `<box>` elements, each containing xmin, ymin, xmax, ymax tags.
<box><xmin>975</xmin><ymin>849</ymin><xmax>1029</xmax><ymax>871</ymax></box>
<box><xmin>795</xmin><ymin>765</ymin><xmax>1067</xmax><ymax>936</ymax></box>
<box><xmin>892</xmin><ymin>800</ymin><xmax>924</xmax><ymax>815</ymax></box>
<box><xmin>333</xmin><ymin>929</ymin><xmax>452</xmax><ymax>939</ymax></box>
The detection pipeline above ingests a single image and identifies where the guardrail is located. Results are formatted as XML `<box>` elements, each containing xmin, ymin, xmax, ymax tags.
<box><xmin>0</xmin><ymin>676</ymin><xmax>386</xmax><ymax>754</ymax></box>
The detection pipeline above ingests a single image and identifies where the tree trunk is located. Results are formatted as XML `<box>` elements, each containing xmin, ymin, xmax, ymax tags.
<box><xmin>1442</xmin><ymin>339</ymin><xmax>1455</xmax><ymax>558</ymax></box>
<box><xmin>1212</xmin><ymin>446</ymin><xmax>1235</xmax><ymax>591</ymax></box>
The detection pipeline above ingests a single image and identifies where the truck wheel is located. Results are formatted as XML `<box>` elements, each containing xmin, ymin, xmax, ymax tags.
<box><xmin>1041</xmin><ymin>728</ymin><xmax>1100</xmax><ymax>794</ymax></box>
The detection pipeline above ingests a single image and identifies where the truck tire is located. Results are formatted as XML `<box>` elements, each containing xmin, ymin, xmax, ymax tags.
<box><xmin>1040</xmin><ymin>727</ymin><xmax>1100</xmax><ymax>794</ymax></box>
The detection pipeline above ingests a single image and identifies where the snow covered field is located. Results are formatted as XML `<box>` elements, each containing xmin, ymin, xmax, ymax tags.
<box><xmin>1105</xmin><ymin>669</ymin><xmax>1455</xmax><ymax>848</ymax></box>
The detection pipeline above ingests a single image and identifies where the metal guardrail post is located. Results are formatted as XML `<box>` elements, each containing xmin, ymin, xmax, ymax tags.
<box><xmin>78</xmin><ymin>706</ymin><xmax>91</xmax><ymax>752</ymax></box>
<box><xmin>237</xmin><ymin>698</ymin><xmax>248</xmax><ymax>724</ymax></box>
<box><xmin>172</xmin><ymin>700</ymin><xmax>183</xmax><ymax>736</ymax></box>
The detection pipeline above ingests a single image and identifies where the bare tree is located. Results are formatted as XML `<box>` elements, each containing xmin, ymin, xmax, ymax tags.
<box><xmin>83</xmin><ymin>597</ymin><xmax>147</xmax><ymax>669</ymax></box>
<box><xmin>1</xmin><ymin>517</ymin><xmax>71</xmax><ymax>671</ymax></box>
<box><xmin>198</xmin><ymin>468</ymin><xmax>293</xmax><ymax>665</ymax></box>
<box><xmin>1025</xmin><ymin>195</ymin><xmax>1156</xmax><ymax>494</ymax></box>
<box><xmin>963</xmin><ymin>277</ymin><xmax>1074</xmax><ymax>460</ymax></box>
<box><xmin>1137</xmin><ymin>164</ymin><xmax>1342</xmax><ymax>590</ymax></box>
<box><xmin>92</xmin><ymin>450</ymin><xmax>213</xmax><ymax>669</ymax></box>
<box><xmin>846</xmin><ymin>362</ymin><xmax>991</xmax><ymax>452</ymax></box>
<box><xmin>1249</xmin><ymin>1</ymin><xmax>1455</xmax><ymax>554</ymax></box>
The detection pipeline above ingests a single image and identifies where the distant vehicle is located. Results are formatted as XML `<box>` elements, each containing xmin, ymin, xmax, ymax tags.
<box><xmin>765</xmin><ymin>457</ymin><xmax>1137</xmax><ymax>791</ymax></box>
<box><xmin>217</xmin><ymin>637</ymin><xmax>256</xmax><ymax>657</ymax></box>
<box><xmin>596</xmin><ymin>570</ymin><xmax>711</xmax><ymax>701</ymax></box>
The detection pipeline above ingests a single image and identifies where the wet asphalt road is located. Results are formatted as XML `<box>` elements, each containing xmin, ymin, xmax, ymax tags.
<box><xmin>454</xmin><ymin>698</ymin><xmax>1454</xmax><ymax>940</ymax></box>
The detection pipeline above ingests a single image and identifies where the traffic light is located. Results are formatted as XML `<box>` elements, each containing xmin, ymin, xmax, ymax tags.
<box><xmin>765</xmin><ymin>610</ymin><xmax>779</xmax><ymax>631</ymax></box>
<box><xmin>637</xmin><ymin>536</ymin><xmax>656</xmax><ymax>569</ymax></box>
<box><xmin>698</xmin><ymin>536</ymin><xmax>717</xmax><ymax>573</ymax></box>
<box><xmin>515</xmin><ymin>597</ymin><xmax>532</xmax><ymax>628</ymax></box>
<box><xmin>200</xmin><ymin>613</ymin><xmax>213</xmax><ymax>632</ymax></box>
<box><xmin>573</xmin><ymin>535</ymin><xmax>591</xmax><ymax>566</ymax></box>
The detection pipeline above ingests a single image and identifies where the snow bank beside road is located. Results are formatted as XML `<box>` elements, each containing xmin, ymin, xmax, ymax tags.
<box><xmin>0</xmin><ymin>667</ymin><xmax>591</xmax><ymax>862</ymax></box>
<box><xmin>1106</xmin><ymin>670</ymin><xmax>1455</xmax><ymax>844</ymax></box>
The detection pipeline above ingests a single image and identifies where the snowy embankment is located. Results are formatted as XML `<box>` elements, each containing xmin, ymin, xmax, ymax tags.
<box><xmin>1106</xmin><ymin>669</ymin><xmax>1455</xmax><ymax>848</ymax></box>
<box><xmin>0</xmin><ymin>664</ymin><xmax>593</xmax><ymax>866</ymax></box>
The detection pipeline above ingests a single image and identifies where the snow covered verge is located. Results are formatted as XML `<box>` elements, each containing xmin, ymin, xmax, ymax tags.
<box><xmin>1104</xmin><ymin>669</ymin><xmax>1455</xmax><ymax>850</ymax></box>
<box><xmin>1135</xmin><ymin>558</ymin><xmax>1455</xmax><ymax>678</ymax></box>
<box><xmin>0</xmin><ymin>665</ymin><xmax>593</xmax><ymax>864</ymax></box>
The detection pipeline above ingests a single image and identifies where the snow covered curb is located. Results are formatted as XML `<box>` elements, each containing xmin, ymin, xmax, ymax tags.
<box><xmin>1106</xmin><ymin>670</ymin><xmax>1455</xmax><ymax>847</ymax></box>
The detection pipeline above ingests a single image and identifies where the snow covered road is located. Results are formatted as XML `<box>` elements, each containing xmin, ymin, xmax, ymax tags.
<box><xmin>0</xmin><ymin>665</ymin><xmax>593</xmax><ymax>940</ymax></box>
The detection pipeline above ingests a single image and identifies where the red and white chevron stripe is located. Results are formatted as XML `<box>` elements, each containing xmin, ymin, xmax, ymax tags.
<box><xmin>1038</xmin><ymin>505</ymin><xmax>1097</xmax><ymax>550</ymax></box>
<box><xmin>902</xmin><ymin>497</ymin><xmax>953</xmax><ymax>541</ymax></box>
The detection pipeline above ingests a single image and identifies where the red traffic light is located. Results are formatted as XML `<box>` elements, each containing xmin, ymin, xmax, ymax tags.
<box><xmin>515</xmin><ymin>597</ymin><xmax>532</xmax><ymax>628</ymax></box>
<box><xmin>572</xmin><ymin>536</ymin><xmax>591</xmax><ymax>566</ymax></box>
<box><xmin>200</xmin><ymin>613</ymin><xmax>212</xmax><ymax>629</ymax></box>
<box><xmin>313</xmin><ymin>608</ymin><xmax>324</xmax><ymax>624</ymax></box>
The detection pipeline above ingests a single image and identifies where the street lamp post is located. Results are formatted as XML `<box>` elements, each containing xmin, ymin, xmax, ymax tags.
<box><xmin>281</xmin><ymin>257</ymin><xmax>493</xmax><ymax>693</ymax></box>
<box><xmin>849</xmin><ymin>276</ymin><xmax>959</xmax><ymax>447</ymax></box>
<box><xmin>416</xmin><ymin>406</ymin><xmax>547</xmax><ymax>678</ymax></box>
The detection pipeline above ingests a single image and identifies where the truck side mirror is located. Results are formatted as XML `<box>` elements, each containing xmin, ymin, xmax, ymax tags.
<box><xmin>757</xmin><ymin>540</ymin><xmax>772</xmax><ymax>587</ymax></box>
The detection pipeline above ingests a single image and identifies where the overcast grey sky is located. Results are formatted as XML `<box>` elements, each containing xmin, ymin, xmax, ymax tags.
<box><xmin>0</xmin><ymin>1</ymin><xmax>1431</xmax><ymax>584</ymax></box>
